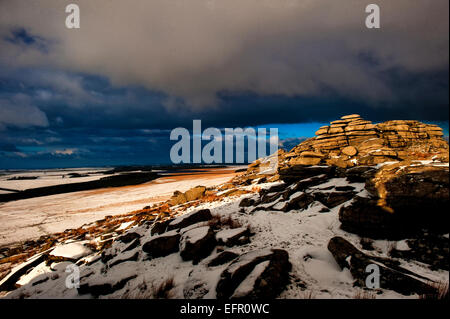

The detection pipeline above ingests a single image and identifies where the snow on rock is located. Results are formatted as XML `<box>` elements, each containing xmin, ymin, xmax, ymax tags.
<box><xmin>179</xmin><ymin>226</ymin><xmax>216</xmax><ymax>263</ymax></box>
<box><xmin>216</xmin><ymin>227</ymin><xmax>250</xmax><ymax>247</ymax></box>
<box><xmin>231</xmin><ymin>260</ymin><xmax>270</xmax><ymax>298</ymax></box>
<box><xmin>142</xmin><ymin>230</ymin><xmax>181</xmax><ymax>258</ymax></box>
<box><xmin>50</xmin><ymin>242</ymin><xmax>92</xmax><ymax>260</ymax></box>
<box><xmin>216</xmin><ymin>248</ymin><xmax>291</xmax><ymax>299</ymax></box>
<box><xmin>395</xmin><ymin>240</ymin><xmax>411</xmax><ymax>251</ymax></box>
<box><xmin>168</xmin><ymin>209</ymin><xmax>213</xmax><ymax>231</ymax></box>
<box><xmin>117</xmin><ymin>221</ymin><xmax>134</xmax><ymax>231</ymax></box>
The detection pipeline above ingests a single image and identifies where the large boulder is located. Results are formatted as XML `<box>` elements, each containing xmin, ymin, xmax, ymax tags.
<box><xmin>168</xmin><ymin>191</ymin><xmax>187</xmax><ymax>206</ymax></box>
<box><xmin>216</xmin><ymin>248</ymin><xmax>291</xmax><ymax>299</ymax></box>
<box><xmin>142</xmin><ymin>230</ymin><xmax>181</xmax><ymax>258</ymax></box>
<box><xmin>168</xmin><ymin>186</ymin><xmax>207</xmax><ymax>206</ymax></box>
<box><xmin>185</xmin><ymin>186</ymin><xmax>207</xmax><ymax>202</ymax></box>
<box><xmin>179</xmin><ymin>226</ymin><xmax>216</xmax><ymax>264</ymax></box>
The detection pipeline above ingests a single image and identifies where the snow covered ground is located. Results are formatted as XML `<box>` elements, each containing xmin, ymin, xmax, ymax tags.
<box><xmin>3</xmin><ymin>181</ymin><xmax>448</xmax><ymax>298</ymax></box>
<box><xmin>0</xmin><ymin>170</ymin><xmax>235</xmax><ymax>246</ymax></box>
<box><xmin>1</xmin><ymin>165</ymin><xmax>447</xmax><ymax>299</ymax></box>
<box><xmin>3</xmin><ymin>177</ymin><xmax>447</xmax><ymax>299</ymax></box>
<box><xmin>0</xmin><ymin>168</ymin><xmax>111</xmax><ymax>191</ymax></box>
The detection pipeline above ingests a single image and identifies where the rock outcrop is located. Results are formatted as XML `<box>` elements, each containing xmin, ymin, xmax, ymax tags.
<box><xmin>280</xmin><ymin>114</ymin><xmax>448</xmax><ymax>174</ymax></box>
<box><xmin>232</xmin><ymin>115</ymin><xmax>448</xmax><ymax>185</ymax></box>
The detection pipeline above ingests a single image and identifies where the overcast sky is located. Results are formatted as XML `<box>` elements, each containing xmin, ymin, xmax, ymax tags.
<box><xmin>0</xmin><ymin>0</ymin><xmax>448</xmax><ymax>168</ymax></box>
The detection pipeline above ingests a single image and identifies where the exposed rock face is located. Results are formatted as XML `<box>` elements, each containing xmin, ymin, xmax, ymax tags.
<box><xmin>244</xmin><ymin>165</ymin><xmax>361</xmax><ymax>214</ymax></box>
<box><xmin>339</xmin><ymin>162</ymin><xmax>449</xmax><ymax>238</ymax></box>
<box><xmin>327</xmin><ymin>237</ymin><xmax>437</xmax><ymax>296</ymax></box>
<box><xmin>230</xmin><ymin>114</ymin><xmax>449</xmax><ymax>241</ymax></box>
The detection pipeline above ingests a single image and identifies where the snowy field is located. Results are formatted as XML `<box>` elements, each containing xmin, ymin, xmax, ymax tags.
<box><xmin>0</xmin><ymin>169</ymin><xmax>236</xmax><ymax>246</ymax></box>
<box><xmin>0</xmin><ymin>168</ymin><xmax>115</xmax><ymax>191</ymax></box>
<box><xmin>3</xmin><ymin>179</ymin><xmax>447</xmax><ymax>299</ymax></box>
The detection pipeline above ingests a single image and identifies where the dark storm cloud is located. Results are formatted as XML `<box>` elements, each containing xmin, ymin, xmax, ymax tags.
<box><xmin>0</xmin><ymin>1</ymin><xmax>448</xmax><ymax>168</ymax></box>
<box><xmin>0</xmin><ymin>0</ymin><xmax>448</xmax><ymax>109</ymax></box>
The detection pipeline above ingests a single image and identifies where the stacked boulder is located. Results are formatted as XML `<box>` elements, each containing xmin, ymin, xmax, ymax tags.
<box><xmin>280</xmin><ymin>114</ymin><xmax>448</xmax><ymax>176</ymax></box>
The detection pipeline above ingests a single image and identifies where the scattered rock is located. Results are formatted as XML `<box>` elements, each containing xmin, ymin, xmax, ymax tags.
<box><xmin>168</xmin><ymin>186</ymin><xmax>207</xmax><ymax>206</ymax></box>
<box><xmin>313</xmin><ymin>190</ymin><xmax>356</xmax><ymax>208</ymax></box>
<box><xmin>390</xmin><ymin>233</ymin><xmax>449</xmax><ymax>270</ymax></box>
<box><xmin>49</xmin><ymin>242</ymin><xmax>92</xmax><ymax>262</ymax></box>
<box><xmin>168</xmin><ymin>190</ymin><xmax>187</xmax><ymax>206</ymax></box>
